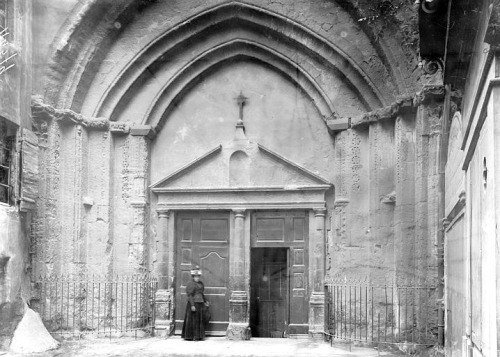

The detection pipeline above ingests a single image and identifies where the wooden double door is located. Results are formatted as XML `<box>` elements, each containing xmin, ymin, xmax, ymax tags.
<box><xmin>250</xmin><ymin>211</ymin><xmax>309</xmax><ymax>337</ymax></box>
<box><xmin>174</xmin><ymin>210</ymin><xmax>309</xmax><ymax>337</ymax></box>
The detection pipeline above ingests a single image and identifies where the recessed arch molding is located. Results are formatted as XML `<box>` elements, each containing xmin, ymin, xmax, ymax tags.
<box><xmin>45</xmin><ymin>1</ymin><xmax>398</xmax><ymax>127</ymax></box>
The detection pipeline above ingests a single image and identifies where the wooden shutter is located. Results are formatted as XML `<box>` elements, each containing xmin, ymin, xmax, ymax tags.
<box><xmin>19</xmin><ymin>128</ymin><xmax>39</xmax><ymax>211</ymax></box>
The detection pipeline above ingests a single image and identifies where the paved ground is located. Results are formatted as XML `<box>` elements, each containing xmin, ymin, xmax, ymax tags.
<box><xmin>1</xmin><ymin>336</ymin><xmax>406</xmax><ymax>357</ymax></box>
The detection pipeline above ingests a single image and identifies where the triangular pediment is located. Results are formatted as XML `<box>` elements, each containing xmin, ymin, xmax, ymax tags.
<box><xmin>150</xmin><ymin>143</ymin><xmax>331</xmax><ymax>192</ymax></box>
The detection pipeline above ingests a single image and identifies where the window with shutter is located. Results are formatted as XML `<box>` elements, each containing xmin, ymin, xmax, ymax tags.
<box><xmin>0</xmin><ymin>117</ymin><xmax>15</xmax><ymax>205</ymax></box>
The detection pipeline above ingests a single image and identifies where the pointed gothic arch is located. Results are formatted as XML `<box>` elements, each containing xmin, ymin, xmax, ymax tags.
<box><xmin>44</xmin><ymin>1</ymin><xmax>405</xmax><ymax>121</ymax></box>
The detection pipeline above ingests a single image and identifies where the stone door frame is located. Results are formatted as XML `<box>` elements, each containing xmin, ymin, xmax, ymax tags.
<box><xmin>153</xmin><ymin>198</ymin><xmax>327</xmax><ymax>340</ymax></box>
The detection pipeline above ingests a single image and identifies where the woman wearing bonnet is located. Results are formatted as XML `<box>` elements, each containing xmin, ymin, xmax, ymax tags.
<box><xmin>181</xmin><ymin>265</ymin><xmax>210</xmax><ymax>341</ymax></box>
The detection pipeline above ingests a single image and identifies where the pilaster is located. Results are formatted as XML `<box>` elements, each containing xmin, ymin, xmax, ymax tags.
<box><xmin>85</xmin><ymin>129</ymin><xmax>113</xmax><ymax>276</ymax></box>
<box><xmin>127</xmin><ymin>130</ymin><xmax>151</xmax><ymax>273</ymax></box>
<box><xmin>308</xmin><ymin>208</ymin><xmax>326</xmax><ymax>339</ymax></box>
<box><xmin>368</xmin><ymin>121</ymin><xmax>395</xmax><ymax>283</ymax></box>
<box><xmin>414</xmin><ymin>92</ymin><xmax>444</xmax><ymax>340</ymax></box>
<box><xmin>153</xmin><ymin>207</ymin><xmax>175</xmax><ymax>337</ymax></box>
<box><xmin>155</xmin><ymin>209</ymin><xmax>171</xmax><ymax>289</ymax></box>
<box><xmin>59</xmin><ymin>123</ymin><xmax>87</xmax><ymax>273</ymax></box>
<box><xmin>394</xmin><ymin>115</ymin><xmax>416</xmax><ymax>283</ymax></box>
<box><xmin>31</xmin><ymin>115</ymin><xmax>61</xmax><ymax>276</ymax></box>
<box><xmin>226</xmin><ymin>209</ymin><xmax>250</xmax><ymax>340</ymax></box>
<box><xmin>332</xmin><ymin>130</ymin><xmax>351</xmax><ymax>278</ymax></box>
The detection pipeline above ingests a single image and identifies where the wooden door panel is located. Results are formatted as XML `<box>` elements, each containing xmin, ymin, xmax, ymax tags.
<box><xmin>200</xmin><ymin>218</ymin><xmax>229</xmax><ymax>241</ymax></box>
<box><xmin>175</xmin><ymin>212</ymin><xmax>230</xmax><ymax>335</ymax></box>
<box><xmin>199</xmin><ymin>248</ymin><xmax>228</xmax><ymax>325</ymax></box>
<box><xmin>199</xmin><ymin>250</ymin><xmax>228</xmax><ymax>288</ymax></box>
<box><xmin>257</xmin><ymin>301</ymin><xmax>287</xmax><ymax>337</ymax></box>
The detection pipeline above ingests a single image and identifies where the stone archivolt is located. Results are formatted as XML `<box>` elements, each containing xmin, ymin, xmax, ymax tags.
<box><xmin>44</xmin><ymin>1</ymin><xmax>410</xmax><ymax>128</ymax></box>
<box><xmin>89</xmin><ymin>3</ymin><xmax>384</xmax><ymax>129</ymax></box>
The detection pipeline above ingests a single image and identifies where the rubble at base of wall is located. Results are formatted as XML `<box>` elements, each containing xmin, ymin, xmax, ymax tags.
<box><xmin>0</xmin><ymin>299</ymin><xmax>24</xmax><ymax>351</ymax></box>
<box><xmin>9</xmin><ymin>304</ymin><xmax>59</xmax><ymax>354</ymax></box>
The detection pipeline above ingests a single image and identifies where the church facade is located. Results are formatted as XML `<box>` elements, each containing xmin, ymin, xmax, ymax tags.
<box><xmin>26</xmin><ymin>0</ymin><xmax>441</xmax><ymax>340</ymax></box>
<box><xmin>2</xmin><ymin>0</ymin><xmax>498</xmax><ymax>352</ymax></box>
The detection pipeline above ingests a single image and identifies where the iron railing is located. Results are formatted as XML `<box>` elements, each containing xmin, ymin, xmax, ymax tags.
<box><xmin>33</xmin><ymin>275</ymin><xmax>158</xmax><ymax>338</ymax></box>
<box><xmin>325</xmin><ymin>278</ymin><xmax>438</xmax><ymax>348</ymax></box>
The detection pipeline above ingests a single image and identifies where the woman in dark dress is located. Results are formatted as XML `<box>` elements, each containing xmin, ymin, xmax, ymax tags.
<box><xmin>181</xmin><ymin>266</ymin><xmax>209</xmax><ymax>341</ymax></box>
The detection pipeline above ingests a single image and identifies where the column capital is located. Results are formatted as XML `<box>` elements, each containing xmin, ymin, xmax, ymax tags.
<box><xmin>156</xmin><ymin>208</ymin><xmax>170</xmax><ymax>219</ymax></box>
<box><xmin>313</xmin><ymin>208</ymin><xmax>327</xmax><ymax>217</ymax></box>
<box><xmin>130</xmin><ymin>124</ymin><xmax>157</xmax><ymax>140</ymax></box>
<box><xmin>334</xmin><ymin>197</ymin><xmax>350</xmax><ymax>207</ymax></box>
<box><xmin>131</xmin><ymin>200</ymin><xmax>146</xmax><ymax>208</ymax></box>
<box><xmin>232</xmin><ymin>208</ymin><xmax>246</xmax><ymax>218</ymax></box>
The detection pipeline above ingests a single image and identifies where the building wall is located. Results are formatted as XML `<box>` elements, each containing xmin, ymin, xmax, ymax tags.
<box><xmin>0</xmin><ymin>0</ymin><xmax>32</xmax><ymax>129</ymax></box>
<box><xmin>444</xmin><ymin>2</ymin><xmax>500</xmax><ymax>355</ymax></box>
<box><xmin>0</xmin><ymin>0</ymin><xmax>33</xmax><ymax>350</ymax></box>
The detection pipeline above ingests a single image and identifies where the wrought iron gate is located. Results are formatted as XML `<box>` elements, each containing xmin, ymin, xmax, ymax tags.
<box><xmin>33</xmin><ymin>275</ymin><xmax>158</xmax><ymax>338</ymax></box>
<box><xmin>325</xmin><ymin>278</ymin><xmax>438</xmax><ymax>348</ymax></box>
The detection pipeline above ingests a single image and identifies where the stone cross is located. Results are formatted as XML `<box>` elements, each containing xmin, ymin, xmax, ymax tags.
<box><xmin>235</xmin><ymin>91</ymin><xmax>248</xmax><ymax>120</ymax></box>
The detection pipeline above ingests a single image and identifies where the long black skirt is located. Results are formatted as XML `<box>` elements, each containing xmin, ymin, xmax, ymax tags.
<box><xmin>181</xmin><ymin>302</ymin><xmax>206</xmax><ymax>340</ymax></box>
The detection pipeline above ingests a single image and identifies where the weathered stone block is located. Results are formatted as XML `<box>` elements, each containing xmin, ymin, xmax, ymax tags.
<box><xmin>226</xmin><ymin>323</ymin><xmax>251</xmax><ymax>340</ymax></box>
<box><xmin>130</xmin><ymin>125</ymin><xmax>156</xmax><ymax>139</ymax></box>
<box><xmin>327</xmin><ymin>117</ymin><xmax>350</xmax><ymax>134</ymax></box>
<box><xmin>308</xmin><ymin>292</ymin><xmax>325</xmax><ymax>340</ymax></box>
<box><xmin>97</xmin><ymin>205</ymin><xmax>109</xmax><ymax>222</ymax></box>
<box><xmin>154</xmin><ymin>289</ymin><xmax>174</xmax><ymax>337</ymax></box>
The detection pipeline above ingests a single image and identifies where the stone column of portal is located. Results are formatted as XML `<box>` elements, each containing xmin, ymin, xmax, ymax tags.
<box><xmin>127</xmin><ymin>125</ymin><xmax>154</xmax><ymax>274</ymax></box>
<box><xmin>413</xmin><ymin>91</ymin><xmax>444</xmax><ymax>341</ymax></box>
<box><xmin>309</xmin><ymin>208</ymin><xmax>326</xmax><ymax>339</ymax></box>
<box><xmin>129</xmin><ymin>137</ymin><xmax>148</xmax><ymax>273</ymax></box>
<box><xmin>126</xmin><ymin>127</ymin><xmax>152</xmax><ymax>331</ymax></box>
<box><xmin>394</xmin><ymin>115</ymin><xmax>416</xmax><ymax>283</ymax></box>
<box><xmin>423</xmin><ymin>99</ymin><xmax>443</xmax><ymax>340</ymax></box>
<box><xmin>154</xmin><ymin>208</ymin><xmax>174</xmax><ymax>337</ymax></box>
<box><xmin>226</xmin><ymin>209</ymin><xmax>250</xmax><ymax>340</ymax></box>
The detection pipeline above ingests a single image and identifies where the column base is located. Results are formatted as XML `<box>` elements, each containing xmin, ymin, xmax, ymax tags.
<box><xmin>226</xmin><ymin>323</ymin><xmax>251</xmax><ymax>340</ymax></box>
<box><xmin>308</xmin><ymin>292</ymin><xmax>325</xmax><ymax>340</ymax></box>
<box><xmin>155</xmin><ymin>324</ymin><xmax>175</xmax><ymax>338</ymax></box>
<box><xmin>226</xmin><ymin>291</ymin><xmax>250</xmax><ymax>340</ymax></box>
<box><xmin>228</xmin><ymin>291</ymin><xmax>248</xmax><ymax>322</ymax></box>
<box><xmin>154</xmin><ymin>289</ymin><xmax>174</xmax><ymax>338</ymax></box>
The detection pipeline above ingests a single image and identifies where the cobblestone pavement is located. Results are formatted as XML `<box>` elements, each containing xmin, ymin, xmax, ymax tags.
<box><xmin>1</xmin><ymin>336</ymin><xmax>406</xmax><ymax>357</ymax></box>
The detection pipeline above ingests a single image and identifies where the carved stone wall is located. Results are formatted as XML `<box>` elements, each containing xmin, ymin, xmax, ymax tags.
<box><xmin>31</xmin><ymin>103</ymin><xmax>154</xmax><ymax>278</ymax></box>
<box><xmin>24</xmin><ymin>0</ymin><xmax>446</xmax><ymax>343</ymax></box>
<box><xmin>329</xmin><ymin>88</ymin><xmax>443</xmax><ymax>292</ymax></box>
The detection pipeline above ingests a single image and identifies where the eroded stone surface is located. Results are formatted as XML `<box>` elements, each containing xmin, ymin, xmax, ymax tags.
<box><xmin>2</xmin><ymin>0</ymin><xmax>446</xmax><ymax>347</ymax></box>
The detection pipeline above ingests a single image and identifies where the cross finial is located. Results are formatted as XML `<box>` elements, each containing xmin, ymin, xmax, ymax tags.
<box><xmin>235</xmin><ymin>91</ymin><xmax>248</xmax><ymax>120</ymax></box>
